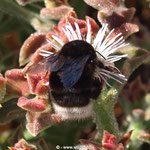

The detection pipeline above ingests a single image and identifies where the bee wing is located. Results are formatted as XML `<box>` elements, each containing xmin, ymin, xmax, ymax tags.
<box><xmin>58</xmin><ymin>55</ymin><xmax>90</xmax><ymax>88</ymax></box>
<box><xmin>26</xmin><ymin>52</ymin><xmax>62</xmax><ymax>75</ymax></box>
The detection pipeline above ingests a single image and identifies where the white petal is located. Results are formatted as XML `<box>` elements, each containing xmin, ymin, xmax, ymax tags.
<box><xmin>63</xmin><ymin>28</ymin><xmax>73</xmax><ymax>41</ymax></box>
<box><xmin>107</xmin><ymin>54</ymin><xmax>128</xmax><ymax>62</ymax></box>
<box><xmin>74</xmin><ymin>22</ymin><xmax>82</xmax><ymax>40</ymax></box>
<box><xmin>101</xmin><ymin>69</ymin><xmax>127</xmax><ymax>81</ymax></box>
<box><xmin>99</xmin><ymin>33</ymin><xmax>123</xmax><ymax>56</ymax></box>
<box><xmin>98</xmin><ymin>28</ymin><xmax>115</xmax><ymax>53</ymax></box>
<box><xmin>100</xmin><ymin>71</ymin><xmax>123</xmax><ymax>84</ymax></box>
<box><xmin>52</xmin><ymin>35</ymin><xmax>64</xmax><ymax>46</ymax></box>
<box><xmin>86</xmin><ymin>19</ymin><xmax>92</xmax><ymax>43</ymax></box>
<box><xmin>44</xmin><ymin>82</ymin><xmax>49</xmax><ymax>86</ymax></box>
<box><xmin>99</xmin><ymin>74</ymin><xmax>112</xmax><ymax>87</ymax></box>
<box><xmin>40</xmin><ymin>49</ymin><xmax>54</xmax><ymax>54</ymax></box>
<box><xmin>47</xmin><ymin>39</ymin><xmax>61</xmax><ymax>50</ymax></box>
<box><xmin>93</xmin><ymin>24</ymin><xmax>108</xmax><ymax>50</ymax></box>
<box><xmin>39</xmin><ymin>53</ymin><xmax>52</xmax><ymax>57</ymax></box>
<box><xmin>103</xmin><ymin>43</ymin><xmax>128</xmax><ymax>57</ymax></box>
<box><xmin>66</xmin><ymin>23</ymin><xmax>78</xmax><ymax>40</ymax></box>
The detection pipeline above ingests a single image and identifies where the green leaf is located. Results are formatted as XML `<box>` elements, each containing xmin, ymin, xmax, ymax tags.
<box><xmin>92</xmin><ymin>44</ymin><xmax>150</xmax><ymax>143</ymax></box>
<box><xmin>92</xmin><ymin>88</ymin><xmax>120</xmax><ymax>142</ymax></box>
<box><xmin>116</xmin><ymin>45</ymin><xmax>150</xmax><ymax>91</ymax></box>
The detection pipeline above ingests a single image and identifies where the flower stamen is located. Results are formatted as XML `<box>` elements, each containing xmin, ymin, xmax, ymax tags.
<box><xmin>74</xmin><ymin>22</ymin><xmax>82</xmax><ymax>40</ymax></box>
<box><xmin>51</xmin><ymin>35</ymin><xmax>64</xmax><ymax>46</ymax></box>
<box><xmin>39</xmin><ymin>49</ymin><xmax>54</xmax><ymax>57</ymax></box>
<box><xmin>86</xmin><ymin>19</ymin><xmax>92</xmax><ymax>43</ymax></box>
<box><xmin>42</xmin><ymin>20</ymin><xmax>128</xmax><ymax>86</ymax></box>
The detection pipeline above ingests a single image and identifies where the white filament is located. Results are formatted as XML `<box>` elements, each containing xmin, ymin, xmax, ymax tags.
<box><xmin>40</xmin><ymin>19</ymin><xmax>128</xmax><ymax>86</ymax></box>
<box><xmin>39</xmin><ymin>49</ymin><xmax>54</xmax><ymax>57</ymax></box>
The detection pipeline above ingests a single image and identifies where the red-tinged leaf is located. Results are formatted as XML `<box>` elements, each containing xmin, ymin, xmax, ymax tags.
<box><xmin>67</xmin><ymin>17</ymin><xmax>86</xmax><ymax>29</ymax></box>
<box><xmin>96</xmin><ymin>1</ymin><xmax>139</xmax><ymax>39</ymax></box>
<box><xmin>19</xmin><ymin>32</ymin><xmax>47</xmax><ymax>66</ymax></box>
<box><xmin>17</xmin><ymin>96</ymin><xmax>47</xmax><ymax>112</ymax></box>
<box><xmin>5</xmin><ymin>68</ymin><xmax>49</xmax><ymax>97</ymax></box>
<box><xmin>26</xmin><ymin>74</ymin><xmax>41</xmax><ymax>94</ymax></box>
<box><xmin>84</xmin><ymin>0</ymin><xmax>120</xmax><ymax>15</ymax></box>
<box><xmin>10</xmin><ymin>138</ymin><xmax>37</xmax><ymax>150</ymax></box>
<box><xmin>40</xmin><ymin>5</ymin><xmax>73</xmax><ymax>20</ymax></box>
<box><xmin>26</xmin><ymin>73</ymin><xmax>49</xmax><ymax>95</ymax></box>
<box><xmin>102</xmin><ymin>130</ymin><xmax>116</xmax><ymax>149</ymax></box>
<box><xmin>119</xmin><ymin>130</ymin><xmax>133</xmax><ymax>147</ymax></box>
<box><xmin>98</xmin><ymin>11</ymin><xmax>139</xmax><ymax>39</ymax></box>
<box><xmin>103</xmin><ymin>23</ymin><xmax>139</xmax><ymax>41</ymax></box>
<box><xmin>99</xmin><ymin>7</ymin><xmax>136</xmax><ymax>28</ymax></box>
<box><xmin>26</xmin><ymin>106</ymin><xmax>61</xmax><ymax>136</ymax></box>
<box><xmin>57</xmin><ymin>11</ymin><xmax>78</xmax><ymax>28</ymax></box>
<box><xmin>116</xmin><ymin>143</ymin><xmax>124</xmax><ymax>150</ymax></box>
<box><xmin>114</xmin><ymin>23</ymin><xmax>139</xmax><ymax>39</ymax></box>
<box><xmin>5</xmin><ymin>69</ymin><xmax>30</xmax><ymax>96</ymax></box>
<box><xmin>35</xmin><ymin>79</ymin><xmax>49</xmax><ymax>95</ymax></box>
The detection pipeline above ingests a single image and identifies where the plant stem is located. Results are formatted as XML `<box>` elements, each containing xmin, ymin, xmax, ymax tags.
<box><xmin>92</xmin><ymin>88</ymin><xmax>120</xmax><ymax>142</ymax></box>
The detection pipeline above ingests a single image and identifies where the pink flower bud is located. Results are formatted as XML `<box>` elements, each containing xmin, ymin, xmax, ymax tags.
<box><xmin>102</xmin><ymin>130</ymin><xmax>116</xmax><ymax>149</ymax></box>
<box><xmin>17</xmin><ymin>96</ymin><xmax>47</xmax><ymax>112</ymax></box>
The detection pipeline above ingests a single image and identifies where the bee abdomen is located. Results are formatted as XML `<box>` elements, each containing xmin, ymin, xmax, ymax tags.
<box><xmin>51</xmin><ymin>90</ymin><xmax>90</xmax><ymax>107</ymax></box>
<box><xmin>50</xmin><ymin>82</ymin><xmax>102</xmax><ymax>107</ymax></box>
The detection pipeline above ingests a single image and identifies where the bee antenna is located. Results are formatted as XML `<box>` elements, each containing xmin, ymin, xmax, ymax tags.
<box><xmin>96</xmin><ymin>51</ymin><xmax>106</xmax><ymax>60</ymax></box>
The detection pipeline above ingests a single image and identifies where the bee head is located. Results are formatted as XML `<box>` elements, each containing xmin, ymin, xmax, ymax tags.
<box><xmin>61</xmin><ymin>40</ymin><xmax>96</xmax><ymax>59</ymax></box>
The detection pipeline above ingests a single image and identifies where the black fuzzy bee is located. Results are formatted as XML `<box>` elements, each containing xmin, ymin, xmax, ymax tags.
<box><xmin>28</xmin><ymin>40</ymin><xmax>105</xmax><ymax>120</ymax></box>
<box><xmin>48</xmin><ymin>40</ymin><xmax>105</xmax><ymax>119</ymax></box>
<box><xmin>27</xmin><ymin>22</ymin><xmax>127</xmax><ymax>120</ymax></box>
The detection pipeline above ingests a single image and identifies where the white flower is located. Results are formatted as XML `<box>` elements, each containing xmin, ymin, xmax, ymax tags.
<box><xmin>40</xmin><ymin>19</ymin><xmax>128</xmax><ymax>87</ymax></box>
